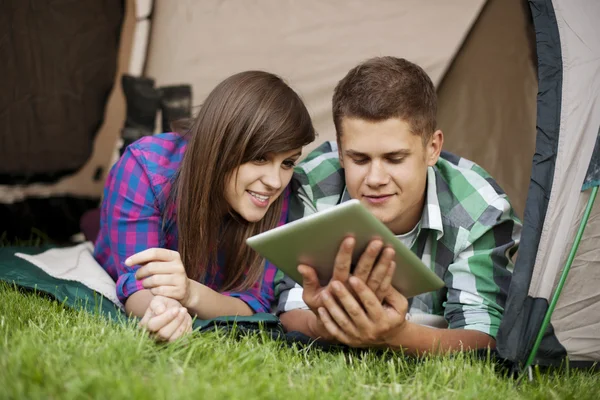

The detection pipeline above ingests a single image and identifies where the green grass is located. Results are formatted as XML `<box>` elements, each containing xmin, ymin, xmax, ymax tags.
<box><xmin>1</xmin><ymin>283</ymin><xmax>599</xmax><ymax>399</ymax></box>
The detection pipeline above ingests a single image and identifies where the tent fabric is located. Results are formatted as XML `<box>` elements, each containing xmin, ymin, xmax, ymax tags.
<box><xmin>437</xmin><ymin>0</ymin><xmax>537</xmax><ymax>218</ymax></box>
<box><xmin>551</xmin><ymin>190</ymin><xmax>600</xmax><ymax>361</ymax></box>
<box><xmin>497</xmin><ymin>0</ymin><xmax>600</xmax><ymax>366</ymax></box>
<box><xmin>496</xmin><ymin>0</ymin><xmax>563</xmax><ymax>365</ymax></box>
<box><xmin>0</xmin><ymin>0</ymin><xmax>124</xmax><ymax>185</ymax></box>
<box><xmin>143</xmin><ymin>0</ymin><xmax>486</xmax><ymax>157</ymax></box>
<box><xmin>0</xmin><ymin>0</ymin><xmax>137</xmax><ymax>241</ymax></box>
<box><xmin>530</xmin><ymin>0</ymin><xmax>600</xmax><ymax>303</ymax></box>
<box><xmin>143</xmin><ymin>0</ymin><xmax>537</xmax><ymax>217</ymax></box>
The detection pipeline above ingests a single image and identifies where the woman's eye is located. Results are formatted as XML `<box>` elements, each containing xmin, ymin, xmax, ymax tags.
<box><xmin>253</xmin><ymin>156</ymin><xmax>268</xmax><ymax>164</ymax></box>
<box><xmin>282</xmin><ymin>160</ymin><xmax>296</xmax><ymax>169</ymax></box>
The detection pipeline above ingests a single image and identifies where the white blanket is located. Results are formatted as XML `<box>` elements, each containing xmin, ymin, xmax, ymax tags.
<box><xmin>15</xmin><ymin>242</ymin><xmax>124</xmax><ymax>310</ymax></box>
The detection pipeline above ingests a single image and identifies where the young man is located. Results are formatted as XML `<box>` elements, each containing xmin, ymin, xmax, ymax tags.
<box><xmin>276</xmin><ymin>57</ymin><xmax>521</xmax><ymax>354</ymax></box>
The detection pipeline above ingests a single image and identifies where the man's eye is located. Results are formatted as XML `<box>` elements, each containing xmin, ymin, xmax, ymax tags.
<box><xmin>388</xmin><ymin>158</ymin><xmax>405</xmax><ymax>164</ymax></box>
<box><xmin>352</xmin><ymin>158</ymin><xmax>369</xmax><ymax>165</ymax></box>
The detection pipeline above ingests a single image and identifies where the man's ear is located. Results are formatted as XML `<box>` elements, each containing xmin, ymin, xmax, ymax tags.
<box><xmin>426</xmin><ymin>130</ymin><xmax>444</xmax><ymax>167</ymax></box>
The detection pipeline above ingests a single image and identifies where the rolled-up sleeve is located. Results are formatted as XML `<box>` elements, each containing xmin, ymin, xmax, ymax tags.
<box><xmin>93</xmin><ymin>147</ymin><xmax>162</xmax><ymax>303</ymax></box>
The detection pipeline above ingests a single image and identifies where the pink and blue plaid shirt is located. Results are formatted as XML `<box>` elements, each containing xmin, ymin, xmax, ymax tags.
<box><xmin>93</xmin><ymin>132</ymin><xmax>288</xmax><ymax>313</ymax></box>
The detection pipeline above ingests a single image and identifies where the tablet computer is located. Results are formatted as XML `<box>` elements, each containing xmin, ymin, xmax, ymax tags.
<box><xmin>246</xmin><ymin>199</ymin><xmax>445</xmax><ymax>299</ymax></box>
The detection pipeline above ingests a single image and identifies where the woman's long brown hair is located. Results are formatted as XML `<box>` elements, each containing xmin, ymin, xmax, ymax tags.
<box><xmin>172</xmin><ymin>71</ymin><xmax>315</xmax><ymax>291</ymax></box>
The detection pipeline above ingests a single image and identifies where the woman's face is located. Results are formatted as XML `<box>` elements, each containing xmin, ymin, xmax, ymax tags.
<box><xmin>225</xmin><ymin>148</ymin><xmax>302</xmax><ymax>222</ymax></box>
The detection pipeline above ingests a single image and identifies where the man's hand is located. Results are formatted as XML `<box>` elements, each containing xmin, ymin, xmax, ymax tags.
<box><xmin>127</xmin><ymin>248</ymin><xmax>192</xmax><ymax>307</ymax></box>
<box><xmin>139</xmin><ymin>295</ymin><xmax>193</xmax><ymax>342</ymax></box>
<box><xmin>298</xmin><ymin>237</ymin><xmax>396</xmax><ymax>313</ymax></box>
<box><xmin>317</xmin><ymin>276</ymin><xmax>409</xmax><ymax>348</ymax></box>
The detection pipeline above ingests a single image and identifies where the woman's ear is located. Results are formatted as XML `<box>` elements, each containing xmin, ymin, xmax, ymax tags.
<box><xmin>426</xmin><ymin>130</ymin><xmax>444</xmax><ymax>167</ymax></box>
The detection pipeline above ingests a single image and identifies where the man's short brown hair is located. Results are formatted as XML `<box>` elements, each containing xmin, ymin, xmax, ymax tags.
<box><xmin>332</xmin><ymin>56</ymin><xmax>437</xmax><ymax>142</ymax></box>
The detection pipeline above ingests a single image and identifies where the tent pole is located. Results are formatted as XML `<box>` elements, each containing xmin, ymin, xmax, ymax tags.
<box><xmin>523</xmin><ymin>185</ymin><xmax>598</xmax><ymax>372</ymax></box>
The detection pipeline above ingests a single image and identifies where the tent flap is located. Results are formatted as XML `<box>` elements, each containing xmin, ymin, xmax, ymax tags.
<box><xmin>496</xmin><ymin>0</ymin><xmax>563</xmax><ymax>364</ymax></box>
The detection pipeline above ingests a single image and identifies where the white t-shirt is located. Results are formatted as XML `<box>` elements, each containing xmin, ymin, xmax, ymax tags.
<box><xmin>395</xmin><ymin>223</ymin><xmax>419</xmax><ymax>249</ymax></box>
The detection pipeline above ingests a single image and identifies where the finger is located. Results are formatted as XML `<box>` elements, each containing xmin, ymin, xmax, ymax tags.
<box><xmin>331</xmin><ymin>237</ymin><xmax>355</xmax><ymax>282</ymax></box>
<box><xmin>149</xmin><ymin>286</ymin><xmax>184</xmax><ymax>300</ymax></box>
<box><xmin>298</xmin><ymin>264</ymin><xmax>322</xmax><ymax>297</ymax></box>
<box><xmin>157</xmin><ymin>308</ymin><xmax>187</xmax><ymax>341</ymax></box>
<box><xmin>125</xmin><ymin>248</ymin><xmax>179</xmax><ymax>267</ymax></box>
<box><xmin>377</xmin><ymin>261</ymin><xmax>396</xmax><ymax>300</ymax></box>
<box><xmin>169</xmin><ymin>314</ymin><xmax>192</xmax><ymax>342</ymax></box>
<box><xmin>154</xmin><ymin>307</ymin><xmax>186</xmax><ymax>341</ymax></box>
<box><xmin>149</xmin><ymin>296</ymin><xmax>169</xmax><ymax>315</ymax></box>
<box><xmin>317</xmin><ymin>307</ymin><xmax>353</xmax><ymax>344</ymax></box>
<box><xmin>367</xmin><ymin>247</ymin><xmax>395</xmax><ymax>295</ymax></box>
<box><xmin>139</xmin><ymin>308</ymin><xmax>153</xmax><ymax>328</ymax></box>
<box><xmin>353</xmin><ymin>239</ymin><xmax>383</xmax><ymax>282</ymax></box>
<box><xmin>135</xmin><ymin>261</ymin><xmax>179</xmax><ymax>280</ymax></box>
<box><xmin>350</xmin><ymin>276</ymin><xmax>385</xmax><ymax>321</ymax></box>
<box><xmin>141</xmin><ymin>274</ymin><xmax>177</xmax><ymax>289</ymax></box>
<box><xmin>145</xmin><ymin>306</ymin><xmax>181</xmax><ymax>332</ymax></box>
<box><xmin>383</xmin><ymin>288</ymin><xmax>409</xmax><ymax>316</ymax></box>
<box><xmin>321</xmin><ymin>285</ymin><xmax>361</xmax><ymax>338</ymax></box>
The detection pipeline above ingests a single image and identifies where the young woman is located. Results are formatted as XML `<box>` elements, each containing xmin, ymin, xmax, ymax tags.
<box><xmin>94</xmin><ymin>71</ymin><xmax>315</xmax><ymax>341</ymax></box>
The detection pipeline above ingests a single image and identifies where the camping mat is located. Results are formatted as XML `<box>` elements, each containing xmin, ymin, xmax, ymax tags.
<box><xmin>0</xmin><ymin>246</ymin><xmax>283</xmax><ymax>335</ymax></box>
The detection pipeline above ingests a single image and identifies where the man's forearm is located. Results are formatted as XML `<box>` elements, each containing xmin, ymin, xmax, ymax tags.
<box><xmin>383</xmin><ymin>322</ymin><xmax>496</xmax><ymax>355</ymax></box>
<box><xmin>280</xmin><ymin>309</ymin><xmax>335</xmax><ymax>339</ymax></box>
<box><xmin>279</xmin><ymin>309</ymin><xmax>495</xmax><ymax>353</ymax></box>
<box><xmin>280</xmin><ymin>309</ymin><xmax>315</xmax><ymax>335</ymax></box>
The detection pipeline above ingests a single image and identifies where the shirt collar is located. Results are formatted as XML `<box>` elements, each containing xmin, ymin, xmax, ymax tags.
<box><xmin>421</xmin><ymin>166</ymin><xmax>444</xmax><ymax>241</ymax></box>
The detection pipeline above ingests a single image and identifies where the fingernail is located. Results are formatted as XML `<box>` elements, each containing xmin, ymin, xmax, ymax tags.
<box><xmin>349</xmin><ymin>276</ymin><xmax>359</xmax><ymax>286</ymax></box>
<box><xmin>171</xmin><ymin>308</ymin><xmax>179</xmax><ymax>317</ymax></box>
<box><xmin>318</xmin><ymin>308</ymin><xmax>325</xmax><ymax>317</ymax></box>
<box><xmin>332</xmin><ymin>281</ymin><xmax>342</xmax><ymax>291</ymax></box>
<box><xmin>180</xmin><ymin>308</ymin><xmax>186</xmax><ymax>315</ymax></box>
<box><xmin>155</xmin><ymin>304</ymin><xmax>165</xmax><ymax>314</ymax></box>
<box><xmin>321</xmin><ymin>292</ymin><xmax>329</xmax><ymax>301</ymax></box>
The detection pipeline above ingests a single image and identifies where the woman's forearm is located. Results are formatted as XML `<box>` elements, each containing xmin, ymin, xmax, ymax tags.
<box><xmin>185</xmin><ymin>280</ymin><xmax>253</xmax><ymax>319</ymax></box>
<box><xmin>124</xmin><ymin>289</ymin><xmax>154</xmax><ymax>318</ymax></box>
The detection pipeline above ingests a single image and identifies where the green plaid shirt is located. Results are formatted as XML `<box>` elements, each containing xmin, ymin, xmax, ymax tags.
<box><xmin>275</xmin><ymin>141</ymin><xmax>521</xmax><ymax>339</ymax></box>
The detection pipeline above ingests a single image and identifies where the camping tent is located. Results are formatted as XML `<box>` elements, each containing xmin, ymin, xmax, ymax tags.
<box><xmin>0</xmin><ymin>0</ymin><xmax>598</xmax><ymax>371</ymax></box>
<box><xmin>495</xmin><ymin>0</ymin><xmax>600</xmax><ymax>370</ymax></box>
<box><xmin>0</xmin><ymin>0</ymin><xmax>537</xmax><ymax>240</ymax></box>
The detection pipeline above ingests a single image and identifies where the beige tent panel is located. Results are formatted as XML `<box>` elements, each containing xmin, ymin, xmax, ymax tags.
<box><xmin>528</xmin><ymin>0</ymin><xmax>600</xmax><ymax>301</ymax></box>
<box><xmin>144</xmin><ymin>0</ymin><xmax>486</xmax><ymax>156</ymax></box>
<box><xmin>551</xmin><ymin>190</ymin><xmax>600</xmax><ymax>361</ymax></box>
<box><xmin>437</xmin><ymin>0</ymin><xmax>537</xmax><ymax>217</ymax></box>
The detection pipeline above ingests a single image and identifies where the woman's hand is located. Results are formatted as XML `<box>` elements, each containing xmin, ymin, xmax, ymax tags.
<box><xmin>127</xmin><ymin>248</ymin><xmax>192</xmax><ymax>307</ymax></box>
<box><xmin>139</xmin><ymin>295</ymin><xmax>193</xmax><ymax>342</ymax></box>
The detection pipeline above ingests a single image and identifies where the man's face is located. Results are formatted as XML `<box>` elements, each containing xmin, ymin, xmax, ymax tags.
<box><xmin>338</xmin><ymin>117</ymin><xmax>442</xmax><ymax>234</ymax></box>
